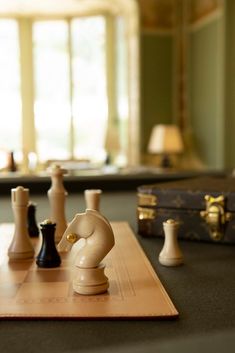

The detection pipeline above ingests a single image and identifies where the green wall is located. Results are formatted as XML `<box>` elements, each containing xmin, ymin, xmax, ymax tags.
<box><xmin>225</xmin><ymin>0</ymin><xmax>235</xmax><ymax>168</ymax></box>
<box><xmin>140</xmin><ymin>34</ymin><xmax>173</xmax><ymax>153</ymax></box>
<box><xmin>188</xmin><ymin>18</ymin><xmax>224</xmax><ymax>168</ymax></box>
<box><xmin>139</xmin><ymin>5</ymin><xmax>235</xmax><ymax>170</ymax></box>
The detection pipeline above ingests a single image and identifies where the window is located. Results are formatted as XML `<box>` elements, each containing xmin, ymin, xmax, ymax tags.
<box><xmin>32</xmin><ymin>17</ymin><xmax>108</xmax><ymax>163</ymax></box>
<box><xmin>33</xmin><ymin>20</ymin><xmax>71</xmax><ymax>161</ymax></box>
<box><xmin>0</xmin><ymin>20</ymin><xmax>21</xmax><ymax>167</ymax></box>
<box><xmin>71</xmin><ymin>17</ymin><xmax>107</xmax><ymax>161</ymax></box>
<box><xmin>0</xmin><ymin>0</ymin><xmax>140</xmax><ymax>171</ymax></box>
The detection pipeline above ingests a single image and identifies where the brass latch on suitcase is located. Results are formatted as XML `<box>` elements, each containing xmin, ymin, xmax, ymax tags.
<box><xmin>200</xmin><ymin>195</ymin><xmax>231</xmax><ymax>241</ymax></box>
<box><xmin>137</xmin><ymin>207</ymin><xmax>156</xmax><ymax>220</ymax></box>
<box><xmin>137</xmin><ymin>193</ymin><xmax>157</xmax><ymax>207</ymax></box>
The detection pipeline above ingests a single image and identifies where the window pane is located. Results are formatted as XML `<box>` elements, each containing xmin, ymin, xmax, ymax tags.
<box><xmin>33</xmin><ymin>21</ymin><xmax>71</xmax><ymax>161</ymax></box>
<box><xmin>0</xmin><ymin>20</ymin><xmax>21</xmax><ymax>157</ymax></box>
<box><xmin>71</xmin><ymin>16</ymin><xmax>107</xmax><ymax>162</ymax></box>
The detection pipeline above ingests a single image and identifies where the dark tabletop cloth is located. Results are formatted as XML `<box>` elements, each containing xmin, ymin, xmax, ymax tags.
<box><xmin>0</xmin><ymin>191</ymin><xmax>235</xmax><ymax>353</ymax></box>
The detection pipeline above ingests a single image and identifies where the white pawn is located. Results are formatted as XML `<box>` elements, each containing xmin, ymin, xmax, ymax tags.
<box><xmin>47</xmin><ymin>164</ymin><xmax>68</xmax><ymax>243</ymax></box>
<box><xmin>159</xmin><ymin>219</ymin><xmax>183</xmax><ymax>267</ymax></box>
<box><xmin>8</xmin><ymin>186</ymin><xmax>35</xmax><ymax>260</ymax></box>
<box><xmin>84</xmin><ymin>189</ymin><xmax>102</xmax><ymax>211</ymax></box>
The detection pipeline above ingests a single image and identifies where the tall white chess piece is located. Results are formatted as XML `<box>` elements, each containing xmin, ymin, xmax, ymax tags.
<box><xmin>159</xmin><ymin>219</ymin><xmax>183</xmax><ymax>266</ymax></box>
<box><xmin>8</xmin><ymin>186</ymin><xmax>35</xmax><ymax>259</ymax></box>
<box><xmin>47</xmin><ymin>164</ymin><xmax>68</xmax><ymax>243</ymax></box>
<box><xmin>58</xmin><ymin>209</ymin><xmax>115</xmax><ymax>295</ymax></box>
<box><xmin>84</xmin><ymin>189</ymin><xmax>102</xmax><ymax>211</ymax></box>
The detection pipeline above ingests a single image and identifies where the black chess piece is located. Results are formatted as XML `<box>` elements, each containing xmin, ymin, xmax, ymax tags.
<box><xmin>36</xmin><ymin>220</ymin><xmax>61</xmax><ymax>268</ymax></box>
<box><xmin>27</xmin><ymin>202</ymin><xmax>39</xmax><ymax>237</ymax></box>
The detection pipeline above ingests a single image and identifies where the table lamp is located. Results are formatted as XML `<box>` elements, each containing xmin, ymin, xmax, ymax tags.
<box><xmin>148</xmin><ymin>124</ymin><xmax>184</xmax><ymax>168</ymax></box>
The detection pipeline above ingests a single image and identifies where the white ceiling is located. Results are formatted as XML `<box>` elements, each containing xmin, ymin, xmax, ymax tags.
<box><xmin>0</xmin><ymin>0</ymin><xmax>121</xmax><ymax>17</ymax></box>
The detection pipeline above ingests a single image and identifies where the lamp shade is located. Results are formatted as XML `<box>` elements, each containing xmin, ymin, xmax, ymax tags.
<box><xmin>148</xmin><ymin>124</ymin><xmax>184</xmax><ymax>154</ymax></box>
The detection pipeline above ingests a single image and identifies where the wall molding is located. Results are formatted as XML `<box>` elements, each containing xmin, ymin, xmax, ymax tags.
<box><xmin>189</xmin><ymin>8</ymin><xmax>223</xmax><ymax>32</ymax></box>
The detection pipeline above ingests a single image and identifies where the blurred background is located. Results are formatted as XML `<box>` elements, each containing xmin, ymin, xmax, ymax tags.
<box><xmin>0</xmin><ymin>0</ymin><xmax>233</xmax><ymax>174</ymax></box>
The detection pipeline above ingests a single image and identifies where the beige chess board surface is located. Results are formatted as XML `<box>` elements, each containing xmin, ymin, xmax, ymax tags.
<box><xmin>0</xmin><ymin>222</ymin><xmax>178</xmax><ymax>319</ymax></box>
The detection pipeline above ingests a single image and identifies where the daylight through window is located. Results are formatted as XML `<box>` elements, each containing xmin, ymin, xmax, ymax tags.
<box><xmin>0</xmin><ymin>15</ymin><xmax>127</xmax><ymax>167</ymax></box>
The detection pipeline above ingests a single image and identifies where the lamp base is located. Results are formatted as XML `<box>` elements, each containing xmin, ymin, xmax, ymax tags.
<box><xmin>160</xmin><ymin>154</ymin><xmax>172</xmax><ymax>168</ymax></box>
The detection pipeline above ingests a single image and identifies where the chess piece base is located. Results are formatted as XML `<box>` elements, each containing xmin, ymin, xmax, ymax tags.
<box><xmin>36</xmin><ymin>258</ymin><xmax>61</xmax><ymax>268</ymax></box>
<box><xmin>8</xmin><ymin>249</ymin><xmax>34</xmax><ymax>260</ymax></box>
<box><xmin>159</xmin><ymin>255</ymin><xmax>183</xmax><ymax>267</ymax></box>
<box><xmin>73</xmin><ymin>263</ymin><xmax>109</xmax><ymax>295</ymax></box>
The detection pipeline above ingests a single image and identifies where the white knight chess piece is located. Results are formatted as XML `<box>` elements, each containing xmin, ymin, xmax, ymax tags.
<box><xmin>57</xmin><ymin>209</ymin><xmax>115</xmax><ymax>295</ymax></box>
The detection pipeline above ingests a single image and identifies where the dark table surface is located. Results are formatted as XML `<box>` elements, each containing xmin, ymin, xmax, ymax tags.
<box><xmin>0</xmin><ymin>167</ymin><xmax>227</xmax><ymax>194</ymax></box>
<box><xmin>1</xmin><ymin>188</ymin><xmax>235</xmax><ymax>353</ymax></box>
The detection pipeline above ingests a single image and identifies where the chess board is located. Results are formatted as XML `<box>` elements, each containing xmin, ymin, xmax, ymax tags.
<box><xmin>0</xmin><ymin>222</ymin><xmax>178</xmax><ymax>319</ymax></box>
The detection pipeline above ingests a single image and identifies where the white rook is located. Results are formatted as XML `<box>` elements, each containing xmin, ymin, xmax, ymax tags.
<box><xmin>8</xmin><ymin>186</ymin><xmax>34</xmax><ymax>259</ymax></box>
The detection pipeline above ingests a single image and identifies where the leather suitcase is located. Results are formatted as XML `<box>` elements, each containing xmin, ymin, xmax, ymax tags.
<box><xmin>137</xmin><ymin>176</ymin><xmax>235</xmax><ymax>244</ymax></box>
